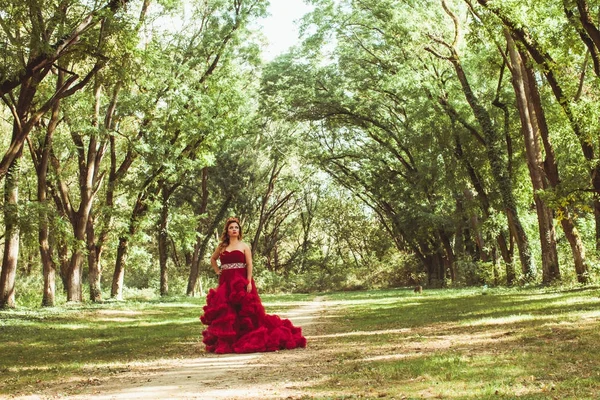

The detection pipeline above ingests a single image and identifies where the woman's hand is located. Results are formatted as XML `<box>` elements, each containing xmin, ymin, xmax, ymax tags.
<box><xmin>215</xmin><ymin>269</ymin><xmax>221</xmax><ymax>276</ymax></box>
<box><xmin>246</xmin><ymin>282</ymin><xmax>252</xmax><ymax>293</ymax></box>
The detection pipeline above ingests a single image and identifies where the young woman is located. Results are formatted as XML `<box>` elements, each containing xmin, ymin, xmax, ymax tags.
<box><xmin>199</xmin><ymin>217</ymin><xmax>306</xmax><ymax>354</ymax></box>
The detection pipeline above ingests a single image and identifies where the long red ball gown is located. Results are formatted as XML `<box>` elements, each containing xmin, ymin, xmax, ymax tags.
<box><xmin>200</xmin><ymin>249</ymin><xmax>307</xmax><ymax>354</ymax></box>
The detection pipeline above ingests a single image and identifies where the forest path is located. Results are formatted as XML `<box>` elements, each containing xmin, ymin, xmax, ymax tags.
<box><xmin>51</xmin><ymin>297</ymin><xmax>327</xmax><ymax>400</ymax></box>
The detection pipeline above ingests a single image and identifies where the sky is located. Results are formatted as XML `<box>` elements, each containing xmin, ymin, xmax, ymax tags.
<box><xmin>259</xmin><ymin>0</ymin><xmax>314</xmax><ymax>61</ymax></box>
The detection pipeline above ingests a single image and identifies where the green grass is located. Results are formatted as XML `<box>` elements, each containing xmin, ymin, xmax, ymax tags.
<box><xmin>2</xmin><ymin>287</ymin><xmax>599</xmax><ymax>399</ymax></box>
<box><xmin>0</xmin><ymin>292</ymin><xmax>315</xmax><ymax>396</ymax></box>
<box><xmin>304</xmin><ymin>286</ymin><xmax>600</xmax><ymax>399</ymax></box>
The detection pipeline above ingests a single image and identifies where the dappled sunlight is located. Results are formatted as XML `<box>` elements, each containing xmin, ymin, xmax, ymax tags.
<box><xmin>464</xmin><ymin>308</ymin><xmax>600</xmax><ymax>327</ymax></box>
<box><xmin>345</xmin><ymin>329</ymin><xmax>522</xmax><ymax>364</ymax></box>
<box><xmin>261</xmin><ymin>300</ymin><xmax>316</xmax><ymax>307</ymax></box>
<box><xmin>96</xmin><ymin>309</ymin><xmax>143</xmax><ymax>315</ymax></box>
<box><xmin>134</xmin><ymin>319</ymin><xmax>197</xmax><ymax>327</ymax></box>
<box><xmin>0</xmin><ymin>319</ymin><xmax>39</xmax><ymax>327</ymax></box>
<box><xmin>499</xmin><ymin>292</ymin><xmax>568</xmax><ymax>302</ymax></box>
<box><xmin>362</xmin><ymin>352</ymin><xmax>415</xmax><ymax>362</ymax></box>
<box><xmin>68</xmin><ymin>374</ymin><xmax>328</xmax><ymax>400</ymax></box>
<box><xmin>547</xmin><ymin>296</ymin><xmax>600</xmax><ymax>307</ymax></box>
<box><xmin>153</xmin><ymin>303</ymin><xmax>200</xmax><ymax>309</ymax></box>
<box><xmin>418</xmin><ymin>330</ymin><xmax>518</xmax><ymax>349</ymax></box>
<box><xmin>465</xmin><ymin>313</ymin><xmax>546</xmax><ymax>326</ymax></box>
<box><xmin>276</xmin><ymin>309</ymin><xmax>319</xmax><ymax>318</ymax></box>
<box><xmin>6</xmin><ymin>290</ymin><xmax>600</xmax><ymax>399</ymax></box>
<box><xmin>51</xmin><ymin>299</ymin><xmax>328</xmax><ymax>400</ymax></box>
<box><xmin>579</xmin><ymin>310</ymin><xmax>600</xmax><ymax>320</ymax></box>
<box><xmin>96</xmin><ymin>317</ymin><xmax>139</xmax><ymax>322</ymax></box>
<box><xmin>53</xmin><ymin>323</ymin><xmax>90</xmax><ymax>330</ymax></box>
<box><xmin>537</xmin><ymin>310</ymin><xmax>600</xmax><ymax>327</ymax></box>
<box><xmin>194</xmin><ymin>377</ymin><xmax>328</xmax><ymax>399</ymax></box>
<box><xmin>314</xmin><ymin>298</ymin><xmax>414</xmax><ymax>308</ymax></box>
<box><xmin>13</xmin><ymin>354</ymin><xmax>260</xmax><ymax>375</ymax></box>
<box><xmin>117</xmin><ymin>353</ymin><xmax>261</xmax><ymax>370</ymax></box>
<box><xmin>408</xmin><ymin>382</ymin><xmax>552</xmax><ymax>399</ymax></box>
<box><xmin>61</xmin><ymin>354</ymin><xmax>305</xmax><ymax>400</ymax></box>
<box><xmin>309</xmin><ymin>327</ymin><xmax>411</xmax><ymax>339</ymax></box>
<box><xmin>277</xmin><ymin>315</ymin><xmax>320</xmax><ymax>326</ymax></box>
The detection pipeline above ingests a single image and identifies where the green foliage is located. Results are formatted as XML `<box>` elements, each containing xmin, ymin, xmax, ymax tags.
<box><xmin>4</xmin><ymin>0</ymin><xmax>600</xmax><ymax>307</ymax></box>
<box><xmin>258</xmin><ymin>0</ymin><xmax>600</xmax><ymax>289</ymax></box>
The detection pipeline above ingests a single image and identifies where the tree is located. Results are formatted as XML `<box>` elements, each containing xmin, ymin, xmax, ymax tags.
<box><xmin>425</xmin><ymin>0</ymin><xmax>536</xmax><ymax>281</ymax></box>
<box><xmin>0</xmin><ymin>0</ymin><xmax>130</xmax><ymax>308</ymax></box>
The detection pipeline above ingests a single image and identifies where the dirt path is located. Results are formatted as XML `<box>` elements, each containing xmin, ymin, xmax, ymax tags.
<box><xmin>25</xmin><ymin>297</ymin><xmax>327</xmax><ymax>400</ymax></box>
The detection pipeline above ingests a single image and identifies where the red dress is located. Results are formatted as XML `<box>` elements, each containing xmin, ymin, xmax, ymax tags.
<box><xmin>200</xmin><ymin>250</ymin><xmax>307</xmax><ymax>354</ymax></box>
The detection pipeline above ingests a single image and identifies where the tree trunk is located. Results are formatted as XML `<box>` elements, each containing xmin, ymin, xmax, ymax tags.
<box><xmin>186</xmin><ymin>167</ymin><xmax>209</xmax><ymax>296</ymax></box>
<box><xmin>40</xmin><ymin>221</ymin><xmax>56</xmax><ymax>307</ymax></box>
<box><xmin>492</xmin><ymin>246</ymin><xmax>500</xmax><ymax>286</ymax></box>
<box><xmin>112</xmin><ymin>236</ymin><xmax>129</xmax><ymax>300</ymax></box>
<box><xmin>187</xmin><ymin>243</ymin><xmax>201</xmax><ymax>296</ymax></box>
<box><xmin>449</xmin><ymin>50</ymin><xmax>536</xmax><ymax>281</ymax></box>
<box><xmin>87</xmin><ymin>213</ymin><xmax>102</xmax><ymax>302</ymax></box>
<box><xmin>462</xmin><ymin>189</ymin><xmax>489</xmax><ymax>262</ymax></box>
<box><xmin>186</xmin><ymin>194</ymin><xmax>231</xmax><ymax>296</ymax></box>
<box><xmin>35</xmin><ymin>72</ymin><xmax>63</xmax><ymax>306</ymax></box>
<box><xmin>0</xmin><ymin>158</ymin><xmax>20</xmax><ymax>308</ymax></box>
<box><xmin>158</xmin><ymin>186</ymin><xmax>170</xmax><ymax>297</ymax></box>
<box><xmin>506</xmin><ymin>32</ymin><xmax>560</xmax><ymax>284</ymax></box>
<box><xmin>595</xmin><ymin>200</ymin><xmax>600</xmax><ymax>253</ymax></box>
<box><xmin>66</xmin><ymin>217</ymin><xmax>87</xmax><ymax>302</ymax></box>
<box><xmin>518</xmin><ymin>41</ymin><xmax>589</xmax><ymax>283</ymax></box>
<box><xmin>252</xmin><ymin>157</ymin><xmax>282</xmax><ymax>252</ymax></box>
<box><xmin>112</xmin><ymin>195</ymin><xmax>149</xmax><ymax>299</ymax></box>
<box><xmin>39</xmin><ymin>112</ymin><xmax>60</xmax><ymax>306</ymax></box>
<box><xmin>449</xmin><ymin>113</ymin><xmax>513</xmax><ymax>280</ymax></box>
<box><xmin>300</xmin><ymin>192</ymin><xmax>317</xmax><ymax>272</ymax></box>
<box><xmin>454</xmin><ymin>197</ymin><xmax>466</xmax><ymax>258</ymax></box>
<box><xmin>560</xmin><ymin>216</ymin><xmax>589</xmax><ymax>283</ymax></box>
<box><xmin>428</xmin><ymin>251</ymin><xmax>446</xmax><ymax>287</ymax></box>
<box><xmin>479</xmin><ymin>0</ymin><xmax>600</xmax><ymax>265</ymax></box>
<box><xmin>0</xmin><ymin>67</ymin><xmax>42</xmax><ymax>307</ymax></box>
<box><xmin>57</xmin><ymin>241</ymin><xmax>70</xmax><ymax>292</ymax></box>
<box><xmin>87</xmin><ymin>83</ymin><xmax>122</xmax><ymax>302</ymax></box>
<box><xmin>439</xmin><ymin>230</ymin><xmax>456</xmax><ymax>283</ymax></box>
<box><xmin>58</xmin><ymin>83</ymin><xmax>107</xmax><ymax>303</ymax></box>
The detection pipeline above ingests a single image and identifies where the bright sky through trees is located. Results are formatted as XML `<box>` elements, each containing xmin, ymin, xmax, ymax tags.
<box><xmin>259</xmin><ymin>0</ymin><xmax>313</xmax><ymax>60</ymax></box>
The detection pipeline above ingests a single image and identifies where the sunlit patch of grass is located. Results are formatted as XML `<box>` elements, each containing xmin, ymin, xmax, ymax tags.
<box><xmin>261</xmin><ymin>293</ymin><xmax>316</xmax><ymax>315</ymax></box>
<box><xmin>3</xmin><ymin>287</ymin><xmax>600</xmax><ymax>398</ymax></box>
<box><xmin>0</xmin><ymin>292</ymin><xmax>315</xmax><ymax>396</ymax></box>
<box><xmin>465</xmin><ymin>313</ymin><xmax>542</xmax><ymax>325</ymax></box>
<box><xmin>305</xmin><ymin>286</ymin><xmax>600</xmax><ymax>399</ymax></box>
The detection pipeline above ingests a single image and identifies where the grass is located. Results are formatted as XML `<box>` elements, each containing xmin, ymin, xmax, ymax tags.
<box><xmin>1</xmin><ymin>286</ymin><xmax>599</xmax><ymax>399</ymax></box>
<box><xmin>299</xmin><ymin>286</ymin><xmax>600</xmax><ymax>399</ymax></box>
<box><xmin>0</xmin><ymin>292</ymin><xmax>314</xmax><ymax>396</ymax></box>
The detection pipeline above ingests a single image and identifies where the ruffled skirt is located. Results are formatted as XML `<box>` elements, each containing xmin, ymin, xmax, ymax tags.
<box><xmin>200</xmin><ymin>268</ymin><xmax>307</xmax><ymax>354</ymax></box>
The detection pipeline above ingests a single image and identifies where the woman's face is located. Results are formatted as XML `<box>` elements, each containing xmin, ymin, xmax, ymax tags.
<box><xmin>228</xmin><ymin>222</ymin><xmax>240</xmax><ymax>238</ymax></box>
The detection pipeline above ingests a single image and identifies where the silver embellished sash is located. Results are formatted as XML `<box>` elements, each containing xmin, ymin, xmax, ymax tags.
<box><xmin>220</xmin><ymin>262</ymin><xmax>246</xmax><ymax>270</ymax></box>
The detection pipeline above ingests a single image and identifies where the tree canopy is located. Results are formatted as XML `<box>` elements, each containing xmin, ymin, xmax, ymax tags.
<box><xmin>1</xmin><ymin>0</ymin><xmax>600</xmax><ymax>308</ymax></box>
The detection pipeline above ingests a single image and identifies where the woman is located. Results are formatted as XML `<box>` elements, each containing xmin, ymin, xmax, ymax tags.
<box><xmin>200</xmin><ymin>217</ymin><xmax>307</xmax><ymax>354</ymax></box>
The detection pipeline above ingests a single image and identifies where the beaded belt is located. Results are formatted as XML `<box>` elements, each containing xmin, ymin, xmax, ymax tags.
<box><xmin>220</xmin><ymin>262</ymin><xmax>246</xmax><ymax>270</ymax></box>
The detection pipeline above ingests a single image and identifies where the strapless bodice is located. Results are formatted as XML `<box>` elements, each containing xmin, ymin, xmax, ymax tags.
<box><xmin>220</xmin><ymin>249</ymin><xmax>245</xmax><ymax>264</ymax></box>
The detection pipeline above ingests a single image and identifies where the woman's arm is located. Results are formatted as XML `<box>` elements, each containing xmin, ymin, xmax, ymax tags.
<box><xmin>245</xmin><ymin>244</ymin><xmax>253</xmax><ymax>292</ymax></box>
<box><xmin>210</xmin><ymin>247</ymin><xmax>221</xmax><ymax>275</ymax></box>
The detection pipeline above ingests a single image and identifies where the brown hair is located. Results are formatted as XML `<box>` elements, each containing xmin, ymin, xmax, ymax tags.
<box><xmin>217</xmin><ymin>217</ymin><xmax>242</xmax><ymax>253</ymax></box>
